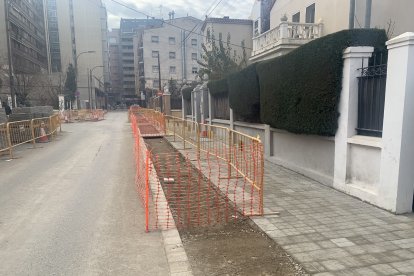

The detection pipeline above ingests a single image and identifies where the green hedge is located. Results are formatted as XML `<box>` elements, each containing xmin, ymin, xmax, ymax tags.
<box><xmin>182</xmin><ymin>86</ymin><xmax>193</xmax><ymax>101</ymax></box>
<box><xmin>228</xmin><ymin>63</ymin><xmax>260</xmax><ymax>122</ymax></box>
<box><xmin>257</xmin><ymin>29</ymin><xmax>387</xmax><ymax>136</ymax></box>
<box><xmin>207</xmin><ymin>79</ymin><xmax>228</xmax><ymax>96</ymax></box>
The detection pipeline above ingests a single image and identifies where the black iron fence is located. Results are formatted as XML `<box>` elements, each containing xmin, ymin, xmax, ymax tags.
<box><xmin>171</xmin><ymin>98</ymin><xmax>182</xmax><ymax>110</ymax></box>
<box><xmin>357</xmin><ymin>52</ymin><xmax>387</xmax><ymax>137</ymax></box>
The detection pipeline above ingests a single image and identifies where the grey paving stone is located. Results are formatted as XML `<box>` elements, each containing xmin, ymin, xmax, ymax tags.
<box><xmin>321</xmin><ymin>260</ymin><xmax>346</xmax><ymax>271</ymax></box>
<box><xmin>370</xmin><ymin>263</ymin><xmax>399</xmax><ymax>275</ymax></box>
<box><xmin>167</xmin><ymin>139</ymin><xmax>414</xmax><ymax>274</ymax></box>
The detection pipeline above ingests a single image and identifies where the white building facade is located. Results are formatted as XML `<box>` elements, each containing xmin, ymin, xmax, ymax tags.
<box><xmin>55</xmin><ymin>0</ymin><xmax>109</xmax><ymax>109</ymax></box>
<box><xmin>250</xmin><ymin>0</ymin><xmax>414</xmax><ymax>62</ymax></box>
<box><xmin>140</xmin><ymin>17</ymin><xmax>202</xmax><ymax>91</ymax></box>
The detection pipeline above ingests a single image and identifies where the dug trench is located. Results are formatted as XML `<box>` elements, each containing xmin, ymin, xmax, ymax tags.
<box><xmin>145</xmin><ymin>138</ymin><xmax>306</xmax><ymax>276</ymax></box>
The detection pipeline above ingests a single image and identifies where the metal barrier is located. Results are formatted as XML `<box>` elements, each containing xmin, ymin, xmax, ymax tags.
<box><xmin>129</xmin><ymin>108</ymin><xmax>165</xmax><ymax>137</ymax></box>
<box><xmin>166</xmin><ymin>116</ymin><xmax>264</xmax><ymax>198</ymax></box>
<box><xmin>130</xmin><ymin>107</ymin><xmax>264</xmax><ymax>231</ymax></box>
<box><xmin>0</xmin><ymin>114</ymin><xmax>61</xmax><ymax>159</ymax></box>
<box><xmin>61</xmin><ymin>109</ymin><xmax>105</xmax><ymax>123</ymax></box>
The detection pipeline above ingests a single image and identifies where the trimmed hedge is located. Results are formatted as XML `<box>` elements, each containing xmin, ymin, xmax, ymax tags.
<box><xmin>257</xmin><ymin>29</ymin><xmax>387</xmax><ymax>136</ymax></box>
<box><xmin>182</xmin><ymin>86</ymin><xmax>193</xmax><ymax>101</ymax></box>
<box><xmin>207</xmin><ymin>79</ymin><xmax>228</xmax><ymax>96</ymax></box>
<box><xmin>228</xmin><ymin>63</ymin><xmax>260</xmax><ymax>122</ymax></box>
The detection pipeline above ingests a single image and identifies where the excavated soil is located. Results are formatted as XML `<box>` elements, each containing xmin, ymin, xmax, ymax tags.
<box><xmin>145</xmin><ymin>138</ymin><xmax>306</xmax><ymax>276</ymax></box>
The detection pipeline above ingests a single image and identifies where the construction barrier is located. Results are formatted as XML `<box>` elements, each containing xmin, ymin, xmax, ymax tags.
<box><xmin>129</xmin><ymin>108</ymin><xmax>165</xmax><ymax>137</ymax></box>
<box><xmin>0</xmin><ymin>114</ymin><xmax>61</xmax><ymax>159</ymax></box>
<box><xmin>130</xmin><ymin>108</ymin><xmax>264</xmax><ymax>231</ymax></box>
<box><xmin>61</xmin><ymin>109</ymin><xmax>105</xmax><ymax>123</ymax></box>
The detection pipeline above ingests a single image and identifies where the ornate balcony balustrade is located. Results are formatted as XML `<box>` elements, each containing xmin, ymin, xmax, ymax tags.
<box><xmin>252</xmin><ymin>21</ymin><xmax>323</xmax><ymax>58</ymax></box>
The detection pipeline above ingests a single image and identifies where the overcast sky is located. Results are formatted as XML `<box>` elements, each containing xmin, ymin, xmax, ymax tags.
<box><xmin>102</xmin><ymin>0</ymin><xmax>255</xmax><ymax>30</ymax></box>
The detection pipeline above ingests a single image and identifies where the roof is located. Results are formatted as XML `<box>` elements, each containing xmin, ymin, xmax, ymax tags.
<box><xmin>201</xmin><ymin>17</ymin><xmax>253</xmax><ymax>32</ymax></box>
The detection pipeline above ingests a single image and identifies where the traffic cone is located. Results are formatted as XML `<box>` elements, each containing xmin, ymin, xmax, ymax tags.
<box><xmin>38</xmin><ymin>122</ymin><xmax>49</xmax><ymax>143</ymax></box>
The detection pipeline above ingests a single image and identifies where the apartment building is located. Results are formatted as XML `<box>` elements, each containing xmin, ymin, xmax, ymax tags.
<box><xmin>201</xmin><ymin>17</ymin><xmax>253</xmax><ymax>64</ymax></box>
<box><xmin>108</xmin><ymin>29</ymin><xmax>122</xmax><ymax>105</ymax></box>
<box><xmin>139</xmin><ymin>16</ymin><xmax>202</xmax><ymax>93</ymax></box>
<box><xmin>0</xmin><ymin>0</ymin><xmax>49</xmax><ymax>103</ymax></box>
<box><xmin>250</xmin><ymin>0</ymin><xmax>414</xmax><ymax>62</ymax></box>
<box><xmin>119</xmin><ymin>18</ymin><xmax>162</xmax><ymax>105</ymax></box>
<box><xmin>54</xmin><ymin>0</ymin><xmax>109</xmax><ymax>109</ymax></box>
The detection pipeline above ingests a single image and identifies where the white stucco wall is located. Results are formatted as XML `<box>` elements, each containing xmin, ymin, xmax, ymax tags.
<box><xmin>270</xmin><ymin>130</ymin><xmax>334</xmax><ymax>186</ymax></box>
<box><xmin>270</xmin><ymin>0</ymin><xmax>349</xmax><ymax>35</ymax></box>
<box><xmin>347</xmin><ymin>143</ymin><xmax>381</xmax><ymax>192</ymax></box>
<box><xmin>270</xmin><ymin>0</ymin><xmax>414</xmax><ymax>37</ymax></box>
<box><xmin>202</xmin><ymin>22</ymin><xmax>253</xmax><ymax>63</ymax></box>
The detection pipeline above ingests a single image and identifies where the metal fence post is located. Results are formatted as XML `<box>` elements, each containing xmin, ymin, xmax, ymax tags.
<box><xmin>227</xmin><ymin>129</ymin><xmax>232</xmax><ymax>178</ymax></box>
<box><xmin>183</xmin><ymin>119</ymin><xmax>186</xmax><ymax>149</ymax></box>
<box><xmin>196</xmin><ymin>122</ymin><xmax>200</xmax><ymax>159</ymax></box>
<box><xmin>145</xmin><ymin>150</ymin><xmax>150</xmax><ymax>232</ymax></box>
<box><xmin>49</xmin><ymin>116</ymin><xmax>53</xmax><ymax>141</ymax></box>
<box><xmin>30</xmin><ymin>119</ymin><xmax>36</xmax><ymax>148</ymax></box>
<box><xmin>6</xmin><ymin>123</ymin><xmax>13</xmax><ymax>159</ymax></box>
<box><xmin>173</xmin><ymin>118</ymin><xmax>176</xmax><ymax>142</ymax></box>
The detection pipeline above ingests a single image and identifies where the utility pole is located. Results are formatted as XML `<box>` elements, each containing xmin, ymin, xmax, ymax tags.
<box><xmin>4</xmin><ymin>0</ymin><xmax>16</xmax><ymax>107</ymax></box>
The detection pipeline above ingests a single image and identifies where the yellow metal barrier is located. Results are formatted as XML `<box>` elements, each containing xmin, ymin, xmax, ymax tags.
<box><xmin>0</xmin><ymin>114</ymin><xmax>61</xmax><ymax>159</ymax></box>
<box><xmin>165</xmin><ymin>116</ymin><xmax>264</xmax><ymax>215</ymax></box>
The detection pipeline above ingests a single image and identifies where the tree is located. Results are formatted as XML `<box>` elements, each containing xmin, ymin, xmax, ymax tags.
<box><xmin>64</xmin><ymin>64</ymin><xmax>76</xmax><ymax>103</ymax></box>
<box><xmin>197</xmin><ymin>29</ymin><xmax>248</xmax><ymax>80</ymax></box>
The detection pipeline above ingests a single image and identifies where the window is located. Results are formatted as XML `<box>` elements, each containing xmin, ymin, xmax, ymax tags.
<box><xmin>169</xmin><ymin>37</ymin><xmax>175</xmax><ymax>44</ymax></box>
<box><xmin>169</xmin><ymin>52</ymin><xmax>176</xmax><ymax>59</ymax></box>
<box><xmin>153</xmin><ymin>80</ymin><xmax>159</xmax><ymax>88</ymax></box>
<box><xmin>192</xmin><ymin>67</ymin><xmax>198</xmax><ymax>74</ymax></box>
<box><xmin>152</xmin><ymin>50</ymin><xmax>159</xmax><ymax>58</ymax></box>
<box><xmin>191</xmin><ymin>39</ymin><xmax>197</xmax><ymax>46</ymax></box>
<box><xmin>306</xmin><ymin>4</ymin><xmax>315</xmax><ymax>23</ymax></box>
<box><xmin>151</xmin><ymin>36</ymin><xmax>159</xmax><ymax>43</ymax></box>
<box><xmin>254</xmin><ymin>20</ymin><xmax>259</xmax><ymax>36</ymax></box>
<box><xmin>169</xmin><ymin>66</ymin><xmax>176</xmax><ymax>74</ymax></box>
<box><xmin>152</xmin><ymin>65</ymin><xmax>159</xmax><ymax>73</ymax></box>
<box><xmin>191</xmin><ymin>53</ymin><xmax>197</xmax><ymax>60</ymax></box>
<box><xmin>292</xmin><ymin>12</ymin><xmax>300</xmax><ymax>23</ymax></box>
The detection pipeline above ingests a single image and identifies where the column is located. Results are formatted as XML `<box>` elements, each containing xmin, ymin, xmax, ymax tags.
<box><xmin>379</xmin><ymin>33</ymin><xmax>414</xmax><ymax>213</ymax></box>
<box><xmin>333</xmin><ymin>47</ymin><xmax>374</xmax><ymax>189</ymax></box>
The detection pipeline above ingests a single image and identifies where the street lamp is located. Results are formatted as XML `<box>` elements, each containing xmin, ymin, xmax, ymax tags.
<box><xmin>89</xmin><ymin>65</ymin><xmax>104</xmax><ymax>110</ymax></box>
<box><xmin>75</xmin><ymin>51</ymin><xmax>95</xmax><ymax>109</ymax></box>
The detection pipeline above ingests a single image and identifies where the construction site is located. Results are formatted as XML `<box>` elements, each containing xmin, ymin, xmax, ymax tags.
<box><xmin>129</xmin><ymin>106</ymin><xmax>305</xmax><ymax>275</ymax></box>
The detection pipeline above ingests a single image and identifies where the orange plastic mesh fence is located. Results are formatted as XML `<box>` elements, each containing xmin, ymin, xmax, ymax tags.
<box><xmin>130</xmin><ymin>107</ymin><xmax>165</xmax><ymax>137</ymax></box>
<box><xmin>130</xmin><ymin>109</ymin><xmax>264</xmax><ymax>232</ymax></box>
<box><xmin>61</xmin><ymin>109</ymin><xmax>105</xmax><ymax>123</ymax></box>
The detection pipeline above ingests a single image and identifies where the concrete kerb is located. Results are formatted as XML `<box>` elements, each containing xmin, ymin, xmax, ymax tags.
<box><xmin>147</xmin><ymin>147</ymin><xmax>193</xmax><ymax>276</ymax></box>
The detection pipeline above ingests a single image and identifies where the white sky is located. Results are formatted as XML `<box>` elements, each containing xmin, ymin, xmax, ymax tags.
<box><xmin>102</xmin><ymin>0</ymin><xmax>255</xmax><ymax>30</ymax></box>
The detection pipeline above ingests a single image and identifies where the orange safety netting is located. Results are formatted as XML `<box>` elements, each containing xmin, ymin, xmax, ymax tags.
<box><xmin>130</xmin><ymin>109</ymin><xmax>263</xmax><ymax>232</ymax></box>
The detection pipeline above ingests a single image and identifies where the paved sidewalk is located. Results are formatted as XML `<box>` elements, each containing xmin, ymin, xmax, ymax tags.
<box><xmin>166</xmin><ymin>136</ymin><xmax>414</xmax><ymax>275</ymax></box>
<box><xmin>253</xmin><ymin>161</ymin><xmax>414</xmax><ymax>275</ymax></box>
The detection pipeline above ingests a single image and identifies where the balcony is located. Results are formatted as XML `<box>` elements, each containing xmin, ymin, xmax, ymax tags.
<box><xmin>251</xmin><ymin>21</ymin><xmax>323</xmax><ymax>62</ymax></box>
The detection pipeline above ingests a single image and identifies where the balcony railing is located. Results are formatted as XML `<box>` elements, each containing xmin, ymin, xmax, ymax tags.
<box><xmin>252</xmin><ymin>21</ymin><xmax>323</xmax><ymax>57</ymax></box>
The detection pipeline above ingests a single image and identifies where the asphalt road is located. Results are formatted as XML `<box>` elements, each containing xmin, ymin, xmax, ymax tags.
<box><xmin>0</xmin><ymin>112</ymin><xmax>169</xmax><ymax>275</ymax></box>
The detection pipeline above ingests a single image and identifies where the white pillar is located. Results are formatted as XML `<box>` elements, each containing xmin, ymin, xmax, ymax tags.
<box><xmin>334</xmin><ymin>47</ymin><xmax>374</xmax><ymax>189</ymax></box>
<box><xmin>229</xmin><ymin>108</ymin><xmax>234</xmax><ymax>130</ymax></box>
<box><xmin>264</xmin><ymin>124</ymin><xmax>272</xmax><ymax>157</ymax></box>
<box><xmin>279</xmin><ymin>22</ymin><xmax>288</xmax><ymax>39</ymax></box>
<box><xmin>181</xmin><ymin>97</ymin><xmax>185</xmax><ymax>119</ymax></box>
<box><xmin>208</xmin><ymin>90</ymin><xmax>212</xmax><ymax>125</ymax></box>
<box><xmin>379</xmin><ymin>33</ymin><xmax>414</xmax><ymax>214</ymax></box>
